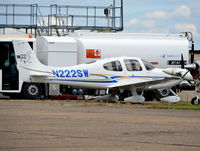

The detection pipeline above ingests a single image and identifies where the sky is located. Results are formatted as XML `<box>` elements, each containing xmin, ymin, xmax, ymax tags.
<box><xmin>0</xmin><ymin>0</ymin><xmax>199</xmax><ymax>49</ymax></box>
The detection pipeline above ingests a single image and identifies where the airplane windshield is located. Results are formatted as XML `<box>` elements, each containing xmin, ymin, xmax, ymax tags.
<box><xmin>142</xmin><ymin>60</ymin><xmax>155</xmax><ymax>71</ymax></box>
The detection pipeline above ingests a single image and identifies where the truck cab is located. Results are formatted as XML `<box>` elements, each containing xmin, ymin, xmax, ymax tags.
<box><xmin>0</xmin><ymin>38</ymin><xmax>38</xmax><ymax>98</ymax></box>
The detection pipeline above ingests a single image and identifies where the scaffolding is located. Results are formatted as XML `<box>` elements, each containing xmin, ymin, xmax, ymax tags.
<box><xmin>0</xmin><ymin>0</ymin><xmax>123</xmax><ymax>36</ymax></box>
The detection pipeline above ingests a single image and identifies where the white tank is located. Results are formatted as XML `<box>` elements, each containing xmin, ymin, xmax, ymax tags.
<box><xmin>36</xmin><ymin>36</ymin><xmax>77</xmax><ymax>67</ymax></box>
<box><xmin>72</xmin><ymin>33</ymin><xmax>189</xmax><ymax>68</ymax></box>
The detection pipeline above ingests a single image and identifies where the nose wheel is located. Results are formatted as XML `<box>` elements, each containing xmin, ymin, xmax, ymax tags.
<box><xmin>191</xmin><ymin>97</ymin><xmax>200</xmax><ymax>105</ymax></box>
<box><xmin>192</xmin><ymin>83</ymin><xmax>200</xmax><ymax>105</ymax></box>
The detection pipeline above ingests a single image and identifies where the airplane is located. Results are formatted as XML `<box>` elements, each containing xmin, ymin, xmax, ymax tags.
<box><xmin>13</xmin><ymin>40</ymin><xmax>184</xmax><ymax>103</ymax></box>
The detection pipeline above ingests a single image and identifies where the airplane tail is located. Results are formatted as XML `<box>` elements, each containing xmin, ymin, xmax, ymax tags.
<box><xmin>13</xmin><ymin>40</ymin><xmax>49</xmax><ymax>82</ymax></box>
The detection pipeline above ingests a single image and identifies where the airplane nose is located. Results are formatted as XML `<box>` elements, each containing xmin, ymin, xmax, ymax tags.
<box><xmin>162</xmin><ymin>68</ymin><xmax>186</xmax><ymax>76</ymax></box>
<box><xmin>162</xmin><ymin>68</ymin><xmax>173</xmax><ymax>75</ymax></box>
<box><xmin>163</xmin><ymin>68</ymin><xmax>193</xmax><ymax>80</ymax></box>
<box><xmin>185</xmin><ymin>64</ymin><xmax>196</xmax><ymax>71</ymax></box>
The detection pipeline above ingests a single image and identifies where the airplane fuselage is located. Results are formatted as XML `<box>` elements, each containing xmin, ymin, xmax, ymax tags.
<box><xmin>28</xmin><ymin>57</ymin><xmax>174</xmax><ymax>89</ymax></box>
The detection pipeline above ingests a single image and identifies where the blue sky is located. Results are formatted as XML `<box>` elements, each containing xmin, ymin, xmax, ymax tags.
<box><xmin>0</xmin><ymin>0</ymin><xmax>199</xmax><ymax>49</ymax></box>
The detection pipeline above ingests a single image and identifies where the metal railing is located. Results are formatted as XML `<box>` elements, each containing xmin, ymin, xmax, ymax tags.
<box><xmin>0</xmin><ymin>1</ymin><xmax>123</xmax><ymax>36</ymax></box>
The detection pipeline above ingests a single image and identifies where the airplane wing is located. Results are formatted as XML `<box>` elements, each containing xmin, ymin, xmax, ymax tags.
<box><xmin>108</xmin><ymin>77</ymin><xmax>181</xmax><ymax>90</ymax></box>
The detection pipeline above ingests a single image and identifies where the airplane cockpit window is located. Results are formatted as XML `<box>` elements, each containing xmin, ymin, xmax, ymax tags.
<box><xmin>124</xmin><ymin>59</ymin><xmax>142</xmax><ymax>71</ymax></box>
<box><xmin>103</xmin><ymin>60</ymin><xmax>123</xmax><ymax>71</ymax></box>
<box><xmin>142</xmin><ymin>59</ymin><xmax>155</xmax><ymax>70</ymax></box>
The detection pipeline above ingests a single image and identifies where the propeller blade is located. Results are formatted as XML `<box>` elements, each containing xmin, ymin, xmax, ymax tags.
<box><xmin>180</xmin><ymin>53</ymin><xmax>185</xmax><ymax>69</ymax></box>
<box><xmin>191</xmin><ymin>41</ymin><xmax>195</xmax><ymax>63</ymax></box>
<box><xmin>191</xmin><ymin>53</ymin><xmax>194</xmax><ymax>64</ymax></box>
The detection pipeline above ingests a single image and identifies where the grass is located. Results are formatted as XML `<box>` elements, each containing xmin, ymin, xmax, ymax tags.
<box><xmin>4</xmin><ymin>99</ymin><xmax>200</xmax><ymax>110</ymax></box>
<box><xmin>149</xmin><ymin>104</ymin><xmax>200</xmax><ymax>110</ymax></box>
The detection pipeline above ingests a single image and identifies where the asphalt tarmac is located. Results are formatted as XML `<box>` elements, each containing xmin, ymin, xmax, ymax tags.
<box><xmin>0</xmin><ymin>100</ymin><xmax>200</xmax><ymax>151</ymax></box>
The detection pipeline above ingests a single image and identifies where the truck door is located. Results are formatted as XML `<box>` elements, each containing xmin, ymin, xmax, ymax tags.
<box><xmin>0</xmin><ymin>42</ymin><xmax>19</xmax><ymax>91</ymax></box>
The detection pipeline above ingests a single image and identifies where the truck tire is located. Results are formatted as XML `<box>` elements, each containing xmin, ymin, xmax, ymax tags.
<box><xmin>23</xmin><ymin>83</ymin><xmax>42</xmax><ymax>99</ymax></box>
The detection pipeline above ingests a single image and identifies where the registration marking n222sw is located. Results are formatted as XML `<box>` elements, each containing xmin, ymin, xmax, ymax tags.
<box><xmin>52</xmin><ymin>69</ymin><xmax>89</xmax><ymax>78</ymax></box>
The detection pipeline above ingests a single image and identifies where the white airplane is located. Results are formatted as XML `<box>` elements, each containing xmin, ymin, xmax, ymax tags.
<box><xmin>13</xmin><ymin>40</ymin><xmax>183</xmax><ymax>103</ymax></box>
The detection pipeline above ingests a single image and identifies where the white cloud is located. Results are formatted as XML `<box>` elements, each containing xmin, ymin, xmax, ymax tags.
<box><xmin>126</xmin><ymin>18</ymin><xmax>139</xmax><ymax>26</ymax></box>
<box><xmin>144</xmin><ymin>5</ymin><xmax>191</xmax><ymax>20</ymax></box>
<box><xmin>175</xmin><ymin>23</ymin><xmax>196</xmax><ymax>32</ymax></box>
<box><xmin>145</xmin><ymin>11</ymin><xmax>168</xmax><ymax>19</ymax></box>
<box><xmin>173</xmin><ymin>5</ymin><xmax>191</xmax><ymax>17</ymax></box>
<box><xmin>142</xmin><ymin>20</ymin><xmax>155</xmax><ymax>28</ymax></box>
<box><xmin>175</xmin><ymin>23</ymin><xmax>198</xmax><ymax>36</ymax></box>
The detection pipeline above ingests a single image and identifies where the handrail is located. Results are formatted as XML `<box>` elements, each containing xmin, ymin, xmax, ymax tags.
<box><xmin>0</xmin><ymin>1</ymin><xmax>123</xmax><ymax>36</ymax></box>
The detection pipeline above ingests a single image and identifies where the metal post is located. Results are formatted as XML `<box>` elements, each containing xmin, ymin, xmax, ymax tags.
<box><xmin>94</xmin><ymin>7</ymin><xmax>96</xmax><ymax>28</ymax></box>
<box><xmin>35</xmin><ymin>4</ymin><xmax>38</xmax><ymax>37</ymax></box>
<box><xmin>47</xmin><ymin>15</ymin><xmax>50</xmax><ymax>36</ymax></box>
<box><xmin>86</xmin><ymin>7</ymin><xmax>88</xmax><ymax>26</ymax></box>
<box><xmin>30</xmin><ymin>5</ymin><xmax>32</xmax><ymax>27</ymax></box>
<box><xmin>112</xmin><ymin>0</ymin><xmax>115</xmax><ymax>28</ymax></box>
<box><xmin>66</xmin><ymin>6</ymin><xmax>68</xmax><ymax>26</ymax></box>
<box><xmin>35</xmin><ymin>5</ymin><xmax>37</xmax><ymax>26</ymax></box>
<box><xmin>12</xmin><ymin>4</ymin><xmax>15</xmax><ymax>27</ymax></box>
<box><xmin>33</xmin><ymin>5</ymin><xmax>35</xmax><ymax>26</ymax></box>
<box><xmin>55</xmin><ymin>4</ymin><xmax>58</xmax><ymax>27</ymax></box>
<box><xmin>50</xmin><ymin>5</ymin><xmax>53</xmax><ymax>35</ymax></box>
<box><xmin>6</xmin><ymin>5</ymin><xmax>8</xmax><ymax>25</ymax></box>
<box><xmin>120</xmin><ymin>0</ymin><xmax>123</xmax><ymax>31</ymax></box>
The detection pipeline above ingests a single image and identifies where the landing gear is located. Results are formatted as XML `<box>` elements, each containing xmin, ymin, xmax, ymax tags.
<box><xmin>156</xmin><ymin>89</ymin><xmax>180</xmax><ymax>103</ymax></box>
<box><xmin>191</xmin><ymin>97</ymin><xmax>200</xmax><ymax>105</ymax></box>
<box><xmin>191</xmin><ymin>84</ymin><xmax>200</xmax><ymax>105</ymax></box>
<box><xmin>123</xmin><ymin>89</ymin><xmax>145</xmax><ymax>103</ymax></box>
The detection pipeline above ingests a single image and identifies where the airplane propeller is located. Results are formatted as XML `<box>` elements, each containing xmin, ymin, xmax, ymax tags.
<box><xmin>185</xmin><ymin>61</ymin><xmax>200</xmax><ymax>80</ymax></box>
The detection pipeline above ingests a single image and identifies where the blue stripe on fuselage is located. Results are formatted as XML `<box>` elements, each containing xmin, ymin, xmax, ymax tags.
<box><xmin>48</xmin><ymin>79</ymin><xmax>117</xmax><ymax>83</ymax></box>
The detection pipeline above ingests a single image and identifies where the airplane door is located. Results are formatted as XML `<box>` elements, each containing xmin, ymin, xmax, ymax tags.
<box><xmin>0</xmin><ymin>42</ymin><xmax>19</xmax><ymax>91</ymax></box>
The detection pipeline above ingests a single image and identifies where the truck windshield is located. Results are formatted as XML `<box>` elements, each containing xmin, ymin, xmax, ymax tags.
<box><xmin>142</xmin><ymin>60</ymin><xmax>155</xmax><ymax>71</ymax></box>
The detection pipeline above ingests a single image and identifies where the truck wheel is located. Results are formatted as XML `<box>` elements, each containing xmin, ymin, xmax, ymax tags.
<box><xmin>191</xmin><ymin>97</ymin><xmax>200</xmax><ymax>105</ymax></box>
<box><xmin>23</xmin><ymin>83</ymin><xmax>42</xmax><ymax>99</ymax></box>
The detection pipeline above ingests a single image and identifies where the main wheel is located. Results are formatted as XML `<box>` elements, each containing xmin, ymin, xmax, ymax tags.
<box><xmin>191</xmin><ymin>97</ymin><xmax>200</xmax><ymax>105</ymax></box>
<box><xmin>23</xmin><ymin>83</ymin><xmax>42</xmax><ymax>99</ymax></box>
